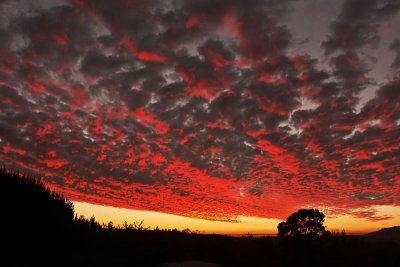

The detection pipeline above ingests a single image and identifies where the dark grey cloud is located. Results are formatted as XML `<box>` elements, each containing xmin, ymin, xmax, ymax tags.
<box><xmin>81</xmin><ymin>49</ymin><xmax>129</xmax><ymax>76</ymax></box>
<box><xmin>389</xmin><ymin>39</ymin><xmax>400</xmax><ymax>69</ymax></box>
<box><xmin>323</xmin><ymin>0</ymin><xmax>400</xmax><ymax>54</ymax></box>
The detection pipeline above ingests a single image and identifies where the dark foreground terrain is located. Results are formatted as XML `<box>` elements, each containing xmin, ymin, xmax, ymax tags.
<box><xmin>1</xmin><ymin>167</ymin><xmax>399</xmax><ymax>267</ymax></box>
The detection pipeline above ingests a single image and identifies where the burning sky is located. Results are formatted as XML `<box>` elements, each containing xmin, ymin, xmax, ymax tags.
<box><xmin>0</xmin><ymin>0</ymin><xmax>399</xmax><ymax>223</ymax></box>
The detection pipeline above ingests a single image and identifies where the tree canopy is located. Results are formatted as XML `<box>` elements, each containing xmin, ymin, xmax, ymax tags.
<box><xmin>277</xmin><ymin>209</ymin><xmax>329</xmax><ymax>237</ymax></box>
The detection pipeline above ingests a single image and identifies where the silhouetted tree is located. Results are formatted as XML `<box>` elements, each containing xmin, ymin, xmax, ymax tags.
<box><xmin>1</xmin><ymin>166</ymin><xmax>75</xmax><ymax>231</ymax></box>
<box><xmin>277</xmin><ymin>209</ymin><xmax>328</xmax><ymax>237</ymax></box>
<box><xmin>341</xmin><ymin>228</ymin><xmax>346</xmax><ymax>237</ymax></box>
<box><xmin>107</xmin><ymin>221</ymin><xmax>114</xmax><ymax>229</ymax></box>
<box><xmin>132</xmin><ymin>219</ymin><xmax>150</xmax><ymax>230</ymax></box>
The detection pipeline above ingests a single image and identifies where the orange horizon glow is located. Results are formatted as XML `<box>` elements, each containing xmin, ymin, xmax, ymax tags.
<box><xmin>73</xmin><ymin>201</ymin><xmax>400</xmax><ymax>235</ymax></box>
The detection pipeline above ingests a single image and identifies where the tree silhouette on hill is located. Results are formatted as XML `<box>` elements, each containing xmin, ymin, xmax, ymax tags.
<box><xmin>277</xmin><ymin>209</ymin><xmax>329</xmax><ymax>237</ymax></box>
<box><xmin>1</xmin><ymin>166</ymin><xmax>74</xmax><ymax>227</ymax></box>
<box><xmin>1</xmin><ymin>166</ymin><xmax>104</xmax><ymax>265</ymax></box>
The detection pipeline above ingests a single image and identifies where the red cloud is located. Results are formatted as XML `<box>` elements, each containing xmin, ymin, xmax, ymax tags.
<box><xmin>186</xmin><ymin>16</ymin><xmax>199</xmax><ymax>29</ymax></box>
<box><xmin>123</xmin><ymin>36</ymin><xmax>167</xmax><ymax>63</ymax></box>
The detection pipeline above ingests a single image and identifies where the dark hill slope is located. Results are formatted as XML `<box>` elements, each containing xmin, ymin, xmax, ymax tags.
<box><xmin>364</xmin><ymin>226</ymin><xmax>400</xmax><ymax>242</ymax></box>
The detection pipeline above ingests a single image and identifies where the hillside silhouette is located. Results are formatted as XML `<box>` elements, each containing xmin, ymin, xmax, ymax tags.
<box><xmin>364</xmin><ymin>226</ymin><xmax>400</xmax><ymax>241</ymax></box>
<box><xmin>1</xmin><ymin>167</ymin><xmax>399</xmax><ymax>267</ymax></box>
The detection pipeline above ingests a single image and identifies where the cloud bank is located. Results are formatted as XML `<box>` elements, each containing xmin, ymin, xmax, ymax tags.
<box><xmin>0</xmin><ymin>0</ymin><xmax>399</xmax><ymax>221</ymax></box>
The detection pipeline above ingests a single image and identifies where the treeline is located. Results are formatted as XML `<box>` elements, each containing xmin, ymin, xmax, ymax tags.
<box><xmin>1</xmin><ymin>167</ymin><xmax>399</xmax><ymax>266</ymax></box>
<box><xmin>1</xmin><ymin>166</ymin><xmax>102</xmax><ymax>232</ymax></box>
<box><xmin>0</xmin><ymin>167</ymin><xmax>210</xmax><ymax>266</ymax></box>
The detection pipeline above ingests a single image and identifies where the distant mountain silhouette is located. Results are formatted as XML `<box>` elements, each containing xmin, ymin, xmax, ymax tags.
<box><xmin>364</xmin><ymin>226</ymin><xmax>400</xmax><ymax>242</ymax></box>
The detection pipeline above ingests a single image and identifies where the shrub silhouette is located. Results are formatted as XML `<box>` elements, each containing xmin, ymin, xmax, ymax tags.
<box><xmin>277</xmin><ymin>208</ymin><xmax>329</xmax><ymax>237</ymax></box>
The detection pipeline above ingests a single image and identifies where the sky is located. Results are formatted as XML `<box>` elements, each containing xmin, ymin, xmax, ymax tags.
<box><xmin>0</xmin><ymin>0</ymin><xmax>399</xmax><ymax>234</ymax></box>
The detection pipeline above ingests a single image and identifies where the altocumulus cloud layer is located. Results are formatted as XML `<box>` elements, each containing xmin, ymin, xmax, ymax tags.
<box><xmin>0</xmin><ymin>0</ymin><xmax>399</xmax><ymax>222</ymax></box>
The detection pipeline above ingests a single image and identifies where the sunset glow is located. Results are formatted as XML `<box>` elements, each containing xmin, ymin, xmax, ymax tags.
<box><xmin>74</xmin><ymin>201</ymin><xmax>400</xmax><ymax>235</ymax></box>
<box><xmin>1</xmin><ymin>0</ymin><xmax>400</xmax><ymax>234</ymax></box>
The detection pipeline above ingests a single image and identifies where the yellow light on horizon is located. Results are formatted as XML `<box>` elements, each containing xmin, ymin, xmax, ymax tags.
<box><xmin>73</xmin><ymin>201</ymin><xmax>400</xmax><ymax>235</ymax></box>
<box><xmin>73</xmin><ymin>201</ymin><xmax>280</xmax><ymax>235</ymax></box>
<box><xmin>325</xmin><ymin>205</ymin><xmax>400</xmax><ymax>234</ymax></box>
